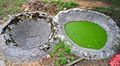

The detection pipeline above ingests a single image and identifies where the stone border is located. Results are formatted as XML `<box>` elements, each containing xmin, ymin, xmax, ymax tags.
<box><xmin>0</xmin><ymin>12</ymin><xmax>57</xmax><ymax>63</ymax></box>
<box><xmin>54</xmin><ymin>8</ymin><xmax>120</xmax><ymax>60</ymax></box>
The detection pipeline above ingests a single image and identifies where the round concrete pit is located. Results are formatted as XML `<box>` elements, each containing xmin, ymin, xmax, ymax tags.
<box><xmin>55</xmin><ymin>8</ymin><xmax>120</xmax><ymax>60</ymax></box>
<box><xmin>0</xmin><ymin>12</ymin><xmax>57</xmax><ymax>63</ymax></box>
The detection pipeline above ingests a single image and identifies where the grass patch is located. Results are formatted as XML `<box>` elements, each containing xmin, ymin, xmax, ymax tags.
<box><xmin>43</xmin><ymin>0</ymin><xmax>79</xmax><ymax>11</ymax></box>
<box><xmin>0</xmin><ymin>0</ymin><xmax>28</xmax><ymax>17</ymax></box>
<box><xmin>64</xmin><ymin>21</ymin><xmax>107</xmax><ymax>50</ymax></box>
<box><xmin>50</xmin><ymin>40</ymin><xmax>77</xmax><ymax>65</ymax></box>
<box><xmin>50</xmin><ymin>40</ymin><xmax>71</xmax><ymax>57</ymax></box>
<box><xmin>52</xmin><ymin>0</ymin><xmax>79</xmax><ymax>11</ymax></box>
<box><xmin>0</xmin><ymin>0</ymin><xmax>79</xmax><ymax>18</ymax></box>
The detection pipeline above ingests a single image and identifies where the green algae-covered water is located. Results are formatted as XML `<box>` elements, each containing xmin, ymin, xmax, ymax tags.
<box><xmin>64</xmin><ymin>21</ymin><xmax>107</xmax><ymax>50</ymax></box>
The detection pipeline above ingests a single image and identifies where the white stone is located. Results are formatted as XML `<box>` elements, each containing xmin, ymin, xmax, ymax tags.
<box><xmin>0</xmin><ymin>60</ymin><xmax>5</xmax><ymax>66</ymax></box>
<box><xmin>46</xmin><ymin>54</ymin><xmax>51</xmax><ymax>59</ymax></box>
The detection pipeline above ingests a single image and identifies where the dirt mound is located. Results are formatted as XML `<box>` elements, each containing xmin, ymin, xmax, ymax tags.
<box><xmin>21</xmin><ymin>0</ymin><xmax>58</xmax><ymax>15</ymax></box>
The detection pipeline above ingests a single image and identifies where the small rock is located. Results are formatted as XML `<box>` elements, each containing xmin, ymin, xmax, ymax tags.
<box><xmin>88</xmin><ymin>7</ymin><xmax>92</xmax><ymax>9</ymax></box>
<box><xmin>81</xmin><ymin>7</ymin><xmax>86</xmax><ymax>9</ymax></box>
<box><xmin>46</xmin><ymin>54</ymin><xmax>51</xmax><ymax>59</ymax></box>
<box><xmin>74</xmin><ymin>64</ymin><xmax>77</xmax><ymax>66</ymax></box>
<box><xmin>67</xmin><ymin>60</ymin><xmax>71</xmax><ymax>63</ymax></box>
<box><xmin>0</xmin><ymin>60</ymin><xmax>5</xmax><ymax>66</ymax></box>
<box><xmin>64</xmin><ymin>8</ymin><xmax>67</xmax><ymax>10</ymax></box>
<box><xmin>51</xmin><ymin>63</ymin><xmax>54</xmax><ymax>66</ymax></box>
<box><xmin>57</xmin><ymin>35</ymin><xmax>65</xmax><ymax>41</ymax></box>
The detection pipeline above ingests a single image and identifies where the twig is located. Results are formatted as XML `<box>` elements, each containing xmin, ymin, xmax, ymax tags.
<box><xmin>65</xmin><ymin>58</ymin><xmax>84</xmax><ymax>66</ymax></box>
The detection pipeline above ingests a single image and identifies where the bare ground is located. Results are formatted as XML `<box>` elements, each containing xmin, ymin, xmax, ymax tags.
<box><xmin>64</xmin><ymin>0</ymin><xmax>111</xmax><ymax>9</ymax></box>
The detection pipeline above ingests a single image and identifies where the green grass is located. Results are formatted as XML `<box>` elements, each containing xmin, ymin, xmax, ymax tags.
<box><xmin>50</xmin><ymin>40</ymin><xmax>76</xmax><ymax>65</ymax></box>
<box><xmin>64</xmin><ymin>21</ymin><xmax>107</xmax><ymax>50</ymax></box>
<box><xmin>43</xmin><ymin>0</ymin><xmax>79</xmax><ymax>11</ymax></box>
<box><xmin>0</xmin><ymin>0</ymin><xmax>28</xmax><ymax>17</ymax></box>
<box><xmin>0</xmin><ymin>0</ymin><xmax>79</xmax><ymax>18</ymax></box>
<box><xmin>54</xmin><ymin>61</ymin><xmax>60</xmax><ymax>66</ymax></box>
<box><xmin>53</xmin><ymin>0</ymin><xmax>79</xmax><ymax>11</ymax></box>
<box><xmin>50</xmin><ymin>40</ymin><xmax>71</xmax><ymax>57</ymax></box>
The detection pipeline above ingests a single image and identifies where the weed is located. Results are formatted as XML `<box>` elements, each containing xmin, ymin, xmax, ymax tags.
<box><xmin>50</xmin><ymin>40</ymin><xmax>71</xmax><ymax>57</ymax></box>
<box><xmin>50</xmin><ymin>40</ymin><xmax>72</xmax><ymax>65</ymax></box>
<box><xmin>69</xmin><ymin>57</ymin><xmax>75</xmax><ymax>62</ymax></box>
<box><xmin>54</xmin><ymin>61</ymin><xmax>60</xmax><ymax>66</ymax></box>
<box><xmin>58</xmin><ymin>51</ymin><xmax>64</xmax><ymax>57</ymax></box>
<box><xmin>64</xmin><ymin>44</ymin><xmax>71</xmax><ymax>54</ymax></box>
<box><xmin>60</xmin><ymin>57</ymin><xmax>67</xmax><ymax>64</ymax></box>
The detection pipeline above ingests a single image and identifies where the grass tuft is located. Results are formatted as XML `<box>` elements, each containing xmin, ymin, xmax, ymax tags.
<box><xmin>50</xmin><ymin>40</ymin><xmax>71</xmax><ymax>57</ymax></box>
<box><xmin>50</xmin><ymin>40</ymin><xmax>75</xmax><ymax>65</ymax></box>
<box><xmin>43</xmin><ymin>0</ymin><xmax>79</xmax><ymax>11</ymax></box>
<box><xmin>0</xmin><ymin>0</ymin><xmax>28</xmax><ymax>17</ymax></box>
<box><xmin>52</xmin><ymin>0</ymin><xmax>79</xmax><ymax>10</ymax></box>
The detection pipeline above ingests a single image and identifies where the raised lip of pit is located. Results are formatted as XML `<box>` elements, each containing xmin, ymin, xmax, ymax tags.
<box><xmin>63</xmin><ymin>21</ymin><xmax>108</xmax><ymax>50</ymax></box>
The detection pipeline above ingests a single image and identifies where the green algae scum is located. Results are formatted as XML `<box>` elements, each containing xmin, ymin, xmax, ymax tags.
<box><xmin>64</xmin><ymin>21</ymin><xmax>107</xmax><ymax>50</ymax></box>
